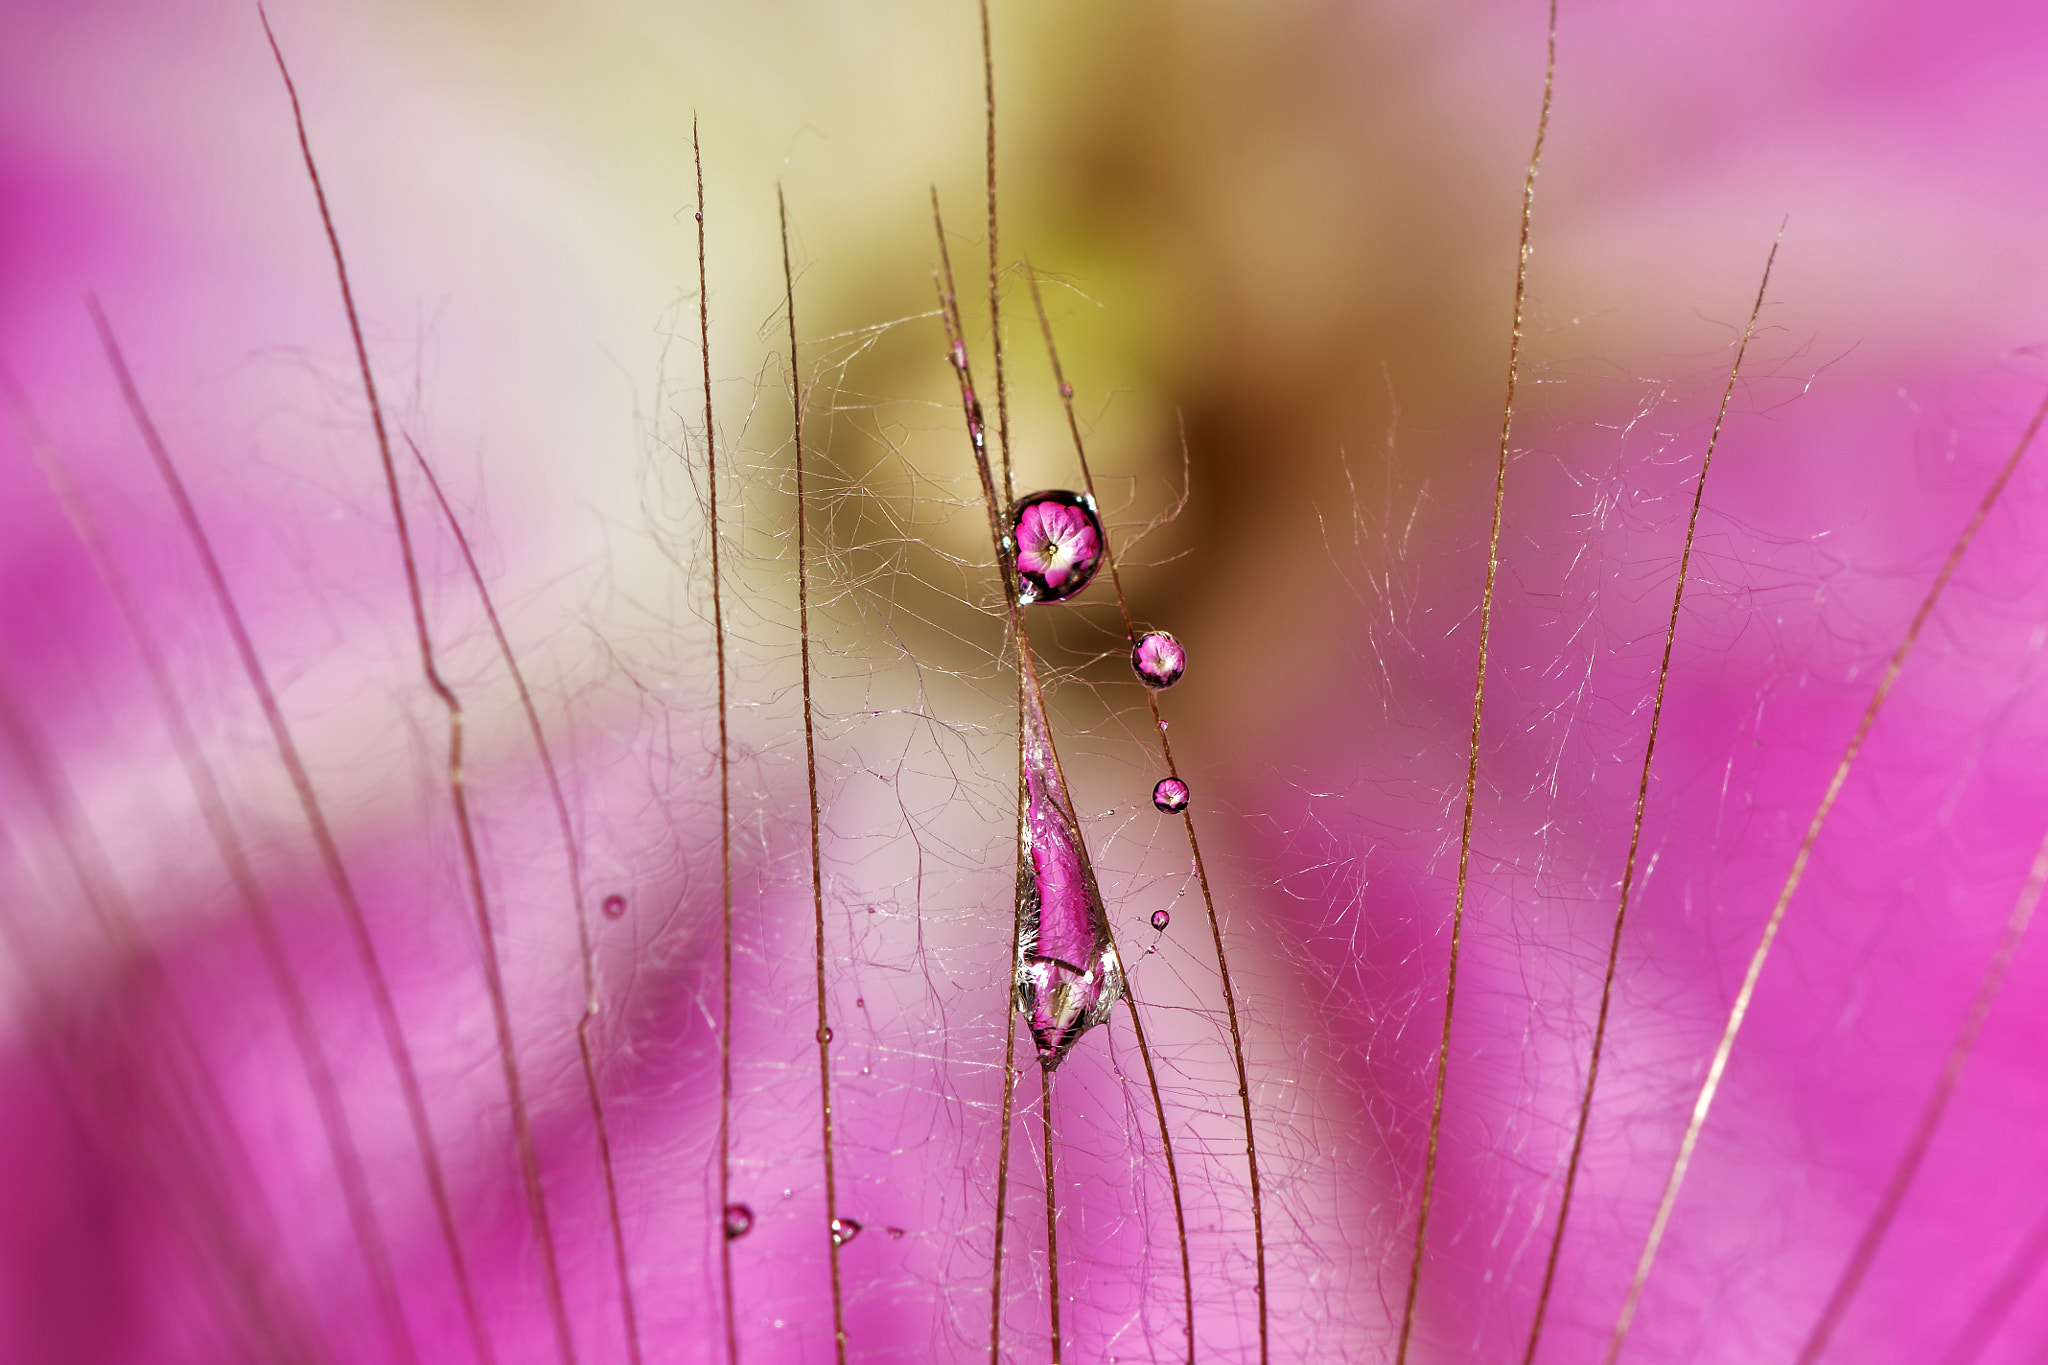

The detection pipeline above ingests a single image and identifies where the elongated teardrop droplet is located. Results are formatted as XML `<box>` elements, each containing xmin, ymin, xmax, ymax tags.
<box><xmin>1010</xmin><ymin>490</ymin><xmax>1104</xmax><ymax>605</ymax></box>
<box><xmin>1152</xmin><ymin>777</ymin><xmax>1190</xmax><ymax>814</ymax></box>
<box><xmin>1014</xmin><ymin>680</ymin><xmax>1123</xmax><ymax>1069</ymax></box>
<box><xmin>1151</xmin><ymin>909</ymin><xmax>1171</xmax><ymax>931</ymax></box>
<box><xmin>1131</xmin><ymin>631</ymin><xmax>1186</xmax><ymax>689</ymax></box>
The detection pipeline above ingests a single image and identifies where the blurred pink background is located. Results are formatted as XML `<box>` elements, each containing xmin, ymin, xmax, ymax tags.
<box><xmin>6</xmin><ymin>1</ymin><xmax>2048</xmax><ymax>1362</ymax></box>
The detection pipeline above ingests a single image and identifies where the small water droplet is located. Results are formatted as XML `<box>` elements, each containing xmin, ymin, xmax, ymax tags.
<box><xmin>693</xmin><ymin>210</ymin><xmax>703</xmax><ymax>222</ymax></box>
<box><xmin>818</xmin><ymin>1026</ymin><xmax>833</xmax><ymax>1044</ymax></box>
<box><xmin>782</xmin><ymin>1188</ymin><xmax>794</xmax><ymax>1200</ymax></box>
<box><xmin>830</xmin><ymin>1217</ymin><xmax>863</xmax><ymax>1247</ymax></box>
<box><xmin>886</xmin><ymin>1226</ymin><xmax>905</xmax><ymax>1240</ymax></box>
<box><xmin>1158</xmin><ymin>718</ymin><xmax>1170</xmax><ymax>731</ymax></box>
<box><xmin>1151</xmin><ymin>909</ymin><xmax>1171</xmax><ymax>931</ymax></box>
<box><xmin>1059</xmin><ymin>381</ymin><xmax>1073</xmax><ymax>399</ymax></box>
<box><xmin>601</xmin><ymin>893</ymin><xmax>627</xmax><ymax>918</ymax></box>
<box><xmin>1010</xmin><ymin>490</ymin><xmax>1104</xmax><ymax>605</ymax></box>
<box><xmin>855</xmin><ymin>997</ymin><xmax>865</xmax><ymax>1009</ymax></box>
<box><xmin>723</xmin><ymin>1203</ymin><xmax>754</xmax><ymax>1240</ymax></box>
<box><xmin>1131</xmin><ymin>631</ymin><xmax>1186</xmax><ymax>689</ymax></box>
<box><xmin>1152</xmin><ymin>778</ymin><xmax>1190</xmax><ymax>814</ymax></box>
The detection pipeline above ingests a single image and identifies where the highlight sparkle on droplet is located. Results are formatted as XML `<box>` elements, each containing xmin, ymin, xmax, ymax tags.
<box><xmin>1151</xmin><ymin>909</ymin><xmax>1171</xmax><ymax>931</ymax></box>
<box><xmin>723</xmin><ymin>1204</ymin><xmax>755</xmax><ymax>1240</ymax></box>
<box><xmin>1131</xmin><ymin>631</ymin><xmax>1186</xmax><ymax>689</ymax></box>
<box><xmin>1152</xmin><ymin>778</ymin><xmax>1190</xmax><ymax>814</ymax></box>
<box><xmin>1010</xmin><ymin>489</ymin><xmax>1105</xmax><ymax>605</ymax></box>
<box><xmin>600</xmin><ymin>893</ymin><xmax>627</xmax><ymax>918</ymax></box>
<box><xmin>830</xmin><ymin>1217</ymin><xmax>863</xmax><ymax>1247</ymax></box>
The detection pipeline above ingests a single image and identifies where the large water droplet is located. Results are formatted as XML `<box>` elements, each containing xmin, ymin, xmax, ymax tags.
<box><xmin>1013</xmin><ymin>681</ymin><xmax>1123</xmax><ymax>1069</ymax></box>
<box><xmin>723</xmin><ymin>1204</ymin><xmax>755</xmax><ymax>1240</ymax></box>
<box><xmin>1131</xmin><ymin>631</ymin><xmax>1186</xmax><ymax>689</ymax></box>
<box><xmin>1151</xmin><ymin>909</ymin><xmax>1171</xmax><ymax>931</ymax></box>
<box><xmin>1010</xmin><ymin>490</ymin><xmax>1104</xmax><ymax>605</ymax></box>
<box><xmin>1152</xmin><ymin>778</ymin><xmax>1190</xmax><ymax>814</ymax></box>
<box><xmin>601</xmin><ymin>893</ymin><xmax>627</xmax><ymax>919</ymax></box>
<box><xmin>831</xmin><ymin>1217</ymin><xmax>863</xmax><ymax>1247</ymax></box>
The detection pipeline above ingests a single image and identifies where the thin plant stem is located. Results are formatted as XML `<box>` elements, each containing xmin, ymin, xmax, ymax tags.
<box><xmin>259</xmin><ymin>15</ymin><xmax>578</xmax><ymax>1361</ymax></box>
<box><xmin>1795</xmin><ymin>819</ymin><xmax>2048</xmax><ymax>1362</ymax></box>
<box><xmin>978</xmin><ymin>0</ymin><xmax>1012</xmax><ymax>512</ymax></box>
<box><xmin>1519</xmin><ymin>228</ymin><xmax>1780</xmax><ymax>1365</ymax></box>
<box><xmin>696</xmin><ymin>117</ymin><xmax>743</xmax><ymax>1365</ymax></box>
<box><xmin>18</xmin><ymin>330</ymin><xmax>417</xmax><ymax>1365</ymax></box>
<box><xmin>779</xmin><ymin>183</ymin><xmax>848</xmax><ymax>1365</ymax></box>
<box><xmin>1042</xmin><ymin>1066</ymin><xmax>1062</xmax><ymax>1364</ymax></box>
<box><xmin>404</xmin><ymin>433</ymin><xmax>643</xmax><ymax>1365</ymax></box>
<box><xmin>933</xmin><ymin>194</ymin><xmax>1026</xmax><ymax>1365</ymax></box>
<box><xmin>1023</xmin><ymin>263</ymin><xmax>1224</xmax><ymax>1365</ymax></box>
<box><xmin>1396</xmin><ymin>3</ymin><xmax>1557</xmax><ymax>1357</ymax></box>
<box><xmin>1602</xmin><ymin>383</ymin><xmax>2048</xmax><ymax>1365</ymax></box>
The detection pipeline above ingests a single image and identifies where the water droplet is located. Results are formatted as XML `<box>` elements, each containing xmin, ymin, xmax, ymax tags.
<box><xmin>723</xmin><ymin>1204</ymin><xmax>754</xmax><ymax>1240</ymax></box>
<box><xmin>1010</xmin><ymin>490</ymin><xmax>1104</xmax><ymax>605</ymax></box>
<box><xmin>601</xmin><ymin>893</ymin><xmax>627</xmax><ymax>918</ymax></box>
<box><xmin>817</xmin><ymin>1026</ymin><xmax>833</xmax><ymax>1044</ymax></box>
<box><xmin>830</xmin><ymin>1217</ymin><xmax>863</xmax><ymax>1247</ymax></box>
<box><xmin>693</xmin><ymin>210</ymin><xmax>703</xmax><ymax>222</ymax></box>
<box><xmin>781</xmin><ymin>1188</ymin><xmax>793</xmax><ymax>1200</ymax></box>
<box><xmin>886</xmin><ymin>1226</ymin><xmax>906</xmax><ymax>1240</ymax></box>
<box><xmin>1058</xmin><ymin>381</ymin><xmax>1073</xmax><ymax>399</ymax></box>
<box><xmin>1152</xmin><ymin>778</ymin><xmax>1190</xmax><ymax>814</ymax></box>
<box><xmin>855</xmin><ymin>997</ymin><xmax>865</xmax><ymax>1009</ymax></box>
<box><xmin>1151</xmin><ymin>909</ymin><xmax>1171</xmax><ymax>931</ymax></box>
<box><xmin>1013</xmin><ymin>687</ymin><xmax>1123</xmax><ymax>1069</ymax></box>
<box><xmin>1131</xmin><ymin>631</ymin><xmax>1186</xmax><ymax>689</ymax></box>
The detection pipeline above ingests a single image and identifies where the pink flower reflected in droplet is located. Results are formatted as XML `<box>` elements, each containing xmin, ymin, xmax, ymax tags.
<box><xmin>1010</xmin><ymin>490</ymin><xmax>1103</xmax><ymax>604</ymax></box>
